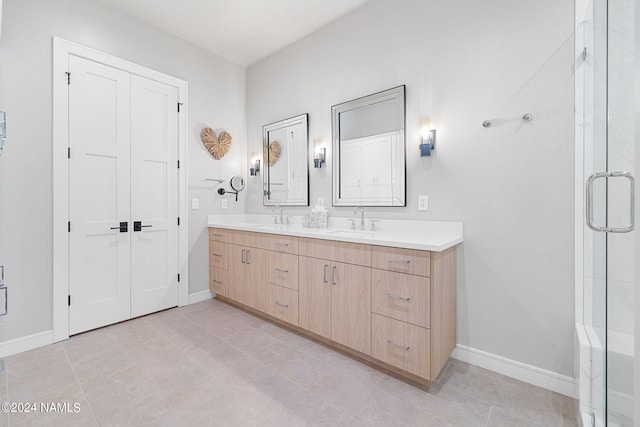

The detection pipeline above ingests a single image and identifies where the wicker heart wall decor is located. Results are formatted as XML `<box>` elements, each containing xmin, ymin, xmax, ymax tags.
<box><xmin>201</xmin><ymin>127</ymin><xmax>232</xmax><ymax>160</ymax></box>
<box><xmin>263</xmin><ymin>140</ymin><xmax>282</xmax><ymax>166</ymax></box>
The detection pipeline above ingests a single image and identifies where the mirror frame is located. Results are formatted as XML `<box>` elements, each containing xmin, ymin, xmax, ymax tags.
<box><xmin>332</xmin><ymin>85</ymin><xmax>406</xmax><ymax>207</ymax></box>
<box><xmin>262</xmin><ymin>113</ymin><xmax>309</xmax><ymax>206</ymax></box>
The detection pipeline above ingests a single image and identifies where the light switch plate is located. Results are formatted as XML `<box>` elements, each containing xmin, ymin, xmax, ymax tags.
<box><xmin>418</xmin><ymin>195</ymin><xmax>429</xmax><ymax>211</ymax></box>
<box><xmin>221</xmin><ymin>199</ymin><xmax>228</xmax><ymax>209</ymax></box>
<box><xmin>191</xmin><ymin>198</ymin><xmax>199</xmax><ymax>210</ymax></box>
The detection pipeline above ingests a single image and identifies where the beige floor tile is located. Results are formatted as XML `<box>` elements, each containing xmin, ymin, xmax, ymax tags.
<box><xmin>0</xmin><ymin>298</ymin><xmax>578</xmax><ymax>426</ymax></box>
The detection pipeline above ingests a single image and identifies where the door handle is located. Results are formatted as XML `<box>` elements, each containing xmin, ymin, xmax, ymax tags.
<box><xmin>586</xmin><ymin>171</ymin><xmax>635</xmax><ymax>233</ymax></box>
<box><xmin>241</xmin><ymin>249</ymin><xmax>246</xmax><ymax>264</ymax></box>
<box><xmin>332</xmin><ymin>266</ymin><xmax>337</xmax><ymax>285</ymax></box>
<box><xmin>323</xmin><ymin>264</ymin><xmax>329</xmax><ymax>283</ymax></box>
<box><xmin>110</xmin><ymin>221</ymin><xmax>128</xmax><ymax>232</ymax></box>
<box><xmin>246</xmin><ymin>250</ymin><xmax>251</xmax><ymax>264</ymax></box>
<box><xmin>133</xmin><ymin>221</ymin><xmax>152</xmax><ymax>232</ymax></box>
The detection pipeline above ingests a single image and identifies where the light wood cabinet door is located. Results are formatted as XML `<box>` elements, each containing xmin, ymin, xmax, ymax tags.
<box><xmin>372</xmin><ymin>313</ymin><xmax>430</xmax><ymax>379</ymax></box>
<box><xmin>268</xmin><ymin>252</ymin><xmax>298</xmax><ymax>290</ymax></box>
<box><xmin>298</xmin><ymin>256</ymin><xmax>332</xmax><ymax>340</ymax></box>
<box><xmin>228</xmin><ymin>244</ymin><xmax>247</xmax><ymax>304</ymax></box>
<box><xmin>330</xmin><ymin>262</ymin><xmax>372</xmax><ymax>355</ymax></box>
<box><xmin>372</xmin><ymin>269</ymin><xmax>430</xmax><ymax>328</ymax></box>
<box><xmin>267</xmin><ymin>284</ymin><xmax>298</xmax><ymax>326</ymax></box>
<box><xmin>228</xmin><ymin>244</ymin><xmax>268</xmax><ymax>311</ymax></box>
<box><xmin>209</xmin><ymin>267</ymin><xmax>228</xmax><ymax>297</ymax></box>
<box><xmin>371</xmin><ymin>246</ymin><xmax>430</xmax><ymax>277</ymax></box>
<box><xmin>245</xmin><ymin>247</ymin><xmax>268</xmax><ymax>312</ymax></box>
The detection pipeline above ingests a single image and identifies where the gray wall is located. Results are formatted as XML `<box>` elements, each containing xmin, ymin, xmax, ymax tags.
<box><xmin>246</xmin><ymin>0</ymin><xmax>575</xmax><ymax>376</ymax></box>
<box><xmin>0</xmin><ymin>0</ymin><xmax>246</xmax><ymax>342</ymax></box>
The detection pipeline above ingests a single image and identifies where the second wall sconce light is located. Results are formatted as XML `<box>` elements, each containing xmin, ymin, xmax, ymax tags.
<box><xmin>314</xmin><ymin>147</ymin><xmax>326</xmax><ymax>168</ymax></box>
<box><xmin>250</xmin><ymin>158</ymin><xmax>261</xmax><ymax>176</ymax></box>
<box><xmin>420</xmin><ymin>129</ymin><xmax>436</xmax><ymax>157</ymax></box>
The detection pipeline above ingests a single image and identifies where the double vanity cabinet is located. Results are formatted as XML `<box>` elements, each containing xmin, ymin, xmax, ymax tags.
<box><xmin>208</xmin><ymin>223</ymin><xmax>459</xmax><ymax>385</ymax></box>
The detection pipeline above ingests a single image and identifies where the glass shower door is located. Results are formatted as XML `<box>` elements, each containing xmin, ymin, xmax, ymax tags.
<box><xmin>583</xmin><ymin>0</ymin><xmax>635</xmax><ymax>425</ymax></box>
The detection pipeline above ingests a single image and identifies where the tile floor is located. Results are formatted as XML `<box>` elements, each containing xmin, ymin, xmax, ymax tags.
<box><xmin>0</xmin><ymin>298</ymin><xmax>578</xmax><ymax>426</ymax></box>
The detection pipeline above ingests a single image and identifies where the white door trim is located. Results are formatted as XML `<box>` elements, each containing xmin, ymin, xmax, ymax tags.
<box><xmin>52</xmin><ymin>37</ymin><xmax>189</xmax><ymax>342</ymax></box>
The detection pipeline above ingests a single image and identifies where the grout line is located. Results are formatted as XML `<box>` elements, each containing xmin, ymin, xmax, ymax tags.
<box><xmin>486</xmin><ymin>405</ymin><xmax>493</xmax><ymax>427</ymax></box>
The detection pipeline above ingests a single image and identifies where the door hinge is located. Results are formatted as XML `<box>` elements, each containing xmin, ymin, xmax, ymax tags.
<box><xmin>67</xmin><ymin>147</ymin><xmax>71</xmax><ymax>159</ymax></box>
<box><xmin>65</xmin><ymin>72</ymin><xmax>71</xmax><ymax>85</ymax></box>
<box><xmin>68</xmin><ymin>221</ymin><xmax>71</xmax><ymax>232</ymax></box>
<box><xmin>68</xmin><ymin>295</ymin><xmax>71</xmax><ymax>306</ymax></box>
<box><xmin>177</xmin><ymin>217</ymin><xmax>180</xmax><ymax>226</ymax></box>
<box><xmin>177</xmin><ymin>274</ymin><xmax>181</xmax><ymax>283</ymax></box>
<box><xmin>177</xmin><ymin>102</ymin><xmax>183</xmax><ymax>113</ymax></box>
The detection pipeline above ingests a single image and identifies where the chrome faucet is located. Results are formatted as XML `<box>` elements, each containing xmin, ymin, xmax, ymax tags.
<box><xmin>354</xmin><ymin>206</ymin><xmax>365</xmax><ymax>231</ymax></box>
<box><xmin>272</xmin><ymin>205</ymin><xmax>284</xmax><ymax>224</ymax></box>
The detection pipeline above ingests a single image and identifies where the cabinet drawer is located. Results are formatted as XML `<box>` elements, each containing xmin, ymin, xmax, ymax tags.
<box><xmin>209</xmin><ymin>228</ymin><xmax>229</xmax><ymax>243</ymax></box>
<box><xmin>372</xmin><ymin>269</ymin><xmax>430</xmax><ymax>328</ymax></box>
<box><xmin>209</xmin><ymin>241</ymin><xmax>228</xmax><ymax>270</ymax></box>
<box><xmin>229</xmin><ymin>230</ymin><xmax>269</xmax><ymax>249</ymax></box>
<box><xmin>268</xmin><ymin>252</ymin><xmax>299</xmax><ymax>290</ymax></box>
<box><xmin>299</xmin><ymin>237</ymin><xmax>371</xmax><ymax>267</ymax></box>
<box><xmin>267</xmin><ymin>284</ymin><xmax>298</xmax><ymax>326</ymax></box>
<box><xmin>371</xmin><ymin>246</ymin><xmax>430</xmax><ymax>277</ymax></box>
<box><xmin>209</xmin><ymin>267</ymin><xmax>228</xmax><ymax>297</ymax></box>
<box><xmin>268</xmin><ymin>235</ymin><xmax>299</xmax><ymax>255</ymax></box>
<box><xmin>372</xmin><ymin>314</ymin><xmax>430</xmax><ymax>380</ymax></box>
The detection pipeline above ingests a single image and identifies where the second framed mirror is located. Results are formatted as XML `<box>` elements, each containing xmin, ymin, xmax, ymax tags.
<box><xmin>263</xmin><ymin>113</ymin><xmax>309</xmax><ymax>206</ymax></box>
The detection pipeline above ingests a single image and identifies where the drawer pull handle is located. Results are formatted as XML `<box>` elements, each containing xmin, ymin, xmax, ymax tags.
<box><xmin>275</xmin><ymin>268</ymin><xmax>289</xmax><ymax>273</ymax></box>
<box><xmin>387</xmin><ymin>293</ymin><xmax>410</xmax><ymax>302</ymax></box>
<box><xmin>212</xmin><ymin>233</ymin><xmax>223</xmax><ymax>237</ymax></box>
<box><xmin>387</xmin><ymin>258</ymin><xmax>410</xmax><ymax>264</ymax></box>
<box><xmin>213</xmin><ymin>280</ymin><xmax>223</xmax><ymax>284</ymax></box>
<box><xmin>387</xmin><ymin>340</ymin><xmax>410</xmax><ymax>351</ymax></box>
<box><xmin>275</xmin><ymin>243</ymin><xmax>289</xmax><ymax>246</ymax></box>
<box><xmin>213</xmin><ymin>253</ymin><xmax>223</xmax><ymax>257</ymax></box>
<box><xmin>275</xmin><ymin>301</ymin><xmax>289</xmax><ymax>308</ymax></box>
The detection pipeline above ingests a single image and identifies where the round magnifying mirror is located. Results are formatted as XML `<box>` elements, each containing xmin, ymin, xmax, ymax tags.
<box><xmin>230</xmin><ymin>176</ymin><xmax>245</xmax><ymax>192</ymax></box>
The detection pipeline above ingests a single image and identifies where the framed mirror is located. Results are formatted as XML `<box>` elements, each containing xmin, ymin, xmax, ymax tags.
<box><xmin>263</xmin><ymin>113</ymin><xmax>309</xmax><ymax>206</ymax></box>
<box><xmin>332</xmin><ymin>86</ymin><xmax>406</xmax><ymax>206</ymax></box>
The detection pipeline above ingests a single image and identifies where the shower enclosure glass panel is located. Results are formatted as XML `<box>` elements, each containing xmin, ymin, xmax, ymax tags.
<box><xmin>582</xmin><ymin>0</ymin><xmax>635</xmax><ymax>425</ymax></box>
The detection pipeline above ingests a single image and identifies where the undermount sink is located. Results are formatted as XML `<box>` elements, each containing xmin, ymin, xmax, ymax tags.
<box><xmin>327</xmin><ymin>230</ymin><xmax>376</xmax><ymax>238</ymax></box>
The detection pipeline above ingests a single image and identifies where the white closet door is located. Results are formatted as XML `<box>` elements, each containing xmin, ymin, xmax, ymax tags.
<box><xmin>130</xmin><ymin>75</ymin><xmax>179</xmax><ymax>317</ymax></box>
<box><xmin>68</xmin><ymin>56</ymin><xmax>131</xmax><ymax>335</ymax></box>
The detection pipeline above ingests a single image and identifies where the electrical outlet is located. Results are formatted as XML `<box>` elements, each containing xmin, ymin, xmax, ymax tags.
<box><xmin>191</xmin><ymin>198</ymin><xmax>199</xmax><ymax>210</ymax></box>
<box><xmin>418</xmin><ymin>195</ymin><xmax>429</xmax><ymax>211</ymax></box>
<box><xmin>221</xmin><ymin>199</ymin><xmax>228</xmax><ymax>209</ymax></box>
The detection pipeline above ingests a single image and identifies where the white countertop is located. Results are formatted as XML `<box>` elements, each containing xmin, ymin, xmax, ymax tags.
<box><xmin>207</xmin><ymin>214</ymin><xmax>463</xmax><ymax>252</ymax></box>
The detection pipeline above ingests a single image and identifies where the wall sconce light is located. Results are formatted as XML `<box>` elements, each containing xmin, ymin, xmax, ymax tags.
<box><xmin>250</xmin><ymin>158</ymin><xmax>261</xmax><ymax>176</ymax></box>
<box><xmin>419</xmin><ymin>129</ymin><xmax>436</xmax><ymax>157</ymax></box>
<box><xmin>314</xmin><ymin>147</ymin><xmax>326</xmax><ymax>168</ymax></box>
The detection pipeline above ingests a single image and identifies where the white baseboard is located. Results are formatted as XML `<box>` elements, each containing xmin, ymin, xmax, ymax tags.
<box><xmin>0</xmin><ymin>330</ymin><xmax>54</xmax><ymax>359</ymax></box>
<box><xmin>188</xmin><ymin>290</ymin><xmax>213</xmax><ymax>305</ymax></box>
<box><xmin>451</xmin><ymin>344</ymin><xmax>577</xmax><ymax>398</ymax></box>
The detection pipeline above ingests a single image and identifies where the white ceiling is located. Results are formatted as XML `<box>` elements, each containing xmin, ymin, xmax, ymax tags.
<box><xmin>99</xmin><ymin>0</ymin><xmax>370</xmax><ymax>66</ymax></box>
